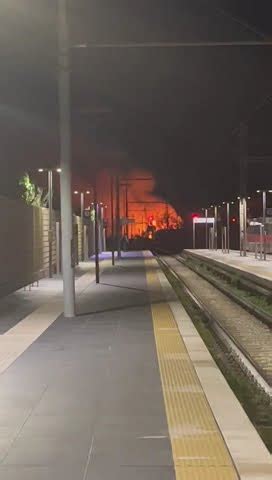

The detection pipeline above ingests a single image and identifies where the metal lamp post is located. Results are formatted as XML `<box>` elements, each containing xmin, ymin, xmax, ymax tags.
<box><xmin>205</xmin><ymin>208</ymin><xmax>208</xmax><ymax>249</ymax></box>
<box><xmin>201</xmin><ymin>208</ymin><xmax>209</xmax><ymax>249</ymax></box>
<box><xmin>214</xmin><ymin>205</ymin><xmax>218</xmax><ymax>250</ymax></box>
<box><xmin>262</xmin><ymin>191</ymin><xmax>266</xmax><ymax>227</ymax></box>
<box><xmin>238</xmin><ymin>196</ymin><xmax>242</xmax><ymax>255</ymax></box>
<box><xmin>110</xmin><ymin>175</ymin><xmax>115</xmax><ymax>266</ymax></box>
<box><xmin>74</xmin><ymin>190</ymin><xmax>91</xmax><ymax>261</ymax></box>
<box><xmin>222</xmin><ymin>201</ymin><xmax>231</xmax><ymax>253</ymax></box>
<box><xmin>125</xmin><ymin>184</ymin><xmax>129</xmax><ymax>237</ymax></box>
<box><xmin>120</xmin><ymin>182</ymin><xmax>131</xmax><ymax>237</ymax></box>
<box><xmin>229</xmin><ymin>201</ymin><xmax>235</xmax><ymax>252</ymax></box>
<box><xmin>116</xmin><ymin>176</ymin><xmax>121</xmax><ymax>259</ymax></box>
<box><xmin>226</xmin><ymin>202</ymin><xmax>230</xmax><ymax>253</ymax></box>
<box><xmin>94</xmin><ymin>185</ymin><xmax>100</xmax><ymax>283</ymax></box>
<box><xmin>209</xmin><ymin>205</ymin><xmax>214</xmax><ymax>249</ymax></box>
<box><xmin>48</xmin><ymin>169</ymin><xmax>53</xmax><ymax>277</ymax></box>
<box><xmin>238</xmin><ymin>196</ymin><xmax>250</xmax><ymax>256</ymax></box>
<box><xmin>256</xmin><ymin>189</ymin><xmax>272</xmax><ymax>227</ymax></box>
<box><xmin>256</xmin><ymin>189</ymin><xmax>272</xmax><ymax>259</ymax></box>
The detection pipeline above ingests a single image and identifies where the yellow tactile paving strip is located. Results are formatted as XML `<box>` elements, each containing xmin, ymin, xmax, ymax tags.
<box><xmin>145</xmin><ymin>261</ymin><xmax>238</xmax><ymax>480</ymax></box>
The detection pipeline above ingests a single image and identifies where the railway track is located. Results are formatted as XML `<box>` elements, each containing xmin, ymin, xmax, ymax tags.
<box><xmin>157</xmin><ymin>254</ymin><xmax>272</xmax><ymax>397</ymax></box>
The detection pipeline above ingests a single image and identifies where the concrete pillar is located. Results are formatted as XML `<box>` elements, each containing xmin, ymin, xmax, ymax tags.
<box><xmin>58</xmin><ymin>0</ymin><xmax>75</xmax><ymax>317</ymax></box>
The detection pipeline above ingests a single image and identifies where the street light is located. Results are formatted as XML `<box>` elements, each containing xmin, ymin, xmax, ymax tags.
<box><xmin>256</xmin><ymin>189</ymin><xmax>272</xmax><ymax>227</ymax></box>
<box><xmin>201</xmin><ymin>207</ymin><xmax>209</xmax><ymax>249</ymax></box>
<box><xmin>222</xmin><ymin>202</ymin><xmax>230</xmax><ymax>253</ymax></box>
<box><xmin>74</xmin><ymin>190</ymin><xmax>92</xmax><ymax>261</ymax></box>
<box><xmin>39</xmin><ymin>168</ymin><xmax>62</xmax><ymax>173</ymax></box>
<box><xmin>38</xmin><ymin>167</ymin><xmax>61</xmax><ymax>278</ymax></box>
<box><xmin>237</xmin><ymin>195</ymin><xmax>250</xmax><ymax>256</ymax></box>
<box><xmin>211</xmin><ymin>205</ymin><xmax>218</xmax><ymax>250</ymax></box>
<box><xmin>204</xmin><ymin>208</ymin><xmax>208</xmax><ymax>249</ymax></box>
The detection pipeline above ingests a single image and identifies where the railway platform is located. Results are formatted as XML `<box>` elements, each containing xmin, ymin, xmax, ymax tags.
<box><xmin>184</xmin><ymin>249</ymin><xmax>272</xmax><ymax>289</ymax></box>
<box><xmin>0</xmin><ymin>252</ymin><xmax>271</xmax><ymax>479</ymax></box>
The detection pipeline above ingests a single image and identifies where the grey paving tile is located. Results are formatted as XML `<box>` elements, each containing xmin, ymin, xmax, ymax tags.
<box><xmin>86</xmin><ymin>464</ymin><xmax>175</xmax><ymax>480</ymax></box>
<box><xmin>0</xmin><ymin>392</ymin><xmax>45</xmax><ymax>411</ymax></box>
<box><xmin>98</xmin><ymin>399</ymin><xmax>166</xmax><ymax>417</ymax></box>
<box><xmin>2</xmin><ymin>436</ymin><xmax>92</xmax><ymax>467</ymax></box>
<box><xmin>16</xmin><ymin>414</ymin><xmax>94</xmax><ymax>439</ymax></box>
<box><xmin>0</xmin><ymin>407</ymin><xmax>32</xmax><ymax>429</ymax></box>
<box><xmin>91</xmin><ymin>437</ymin><xmax>173</xmax><ymax>467</ymax></box>
<box><xmin>0</xmin><ymin>426</ymin><xmax>20</xmax><ymax>442</ymax></box>
<box><xmin>0</xmin><ymin>466</ymin><xmax>84</xmax><ymax>480</ymax></box>
<box><xmin>32</xmin><ymin>401</ymin><xmax>97</xmax><ymax>417</ymax></box>
<box><xmin>95</xmin><ymin>414</ymin><xmax>168</xmax><ymax>433</ymax></box>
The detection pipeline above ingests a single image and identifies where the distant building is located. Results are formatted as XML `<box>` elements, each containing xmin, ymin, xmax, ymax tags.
<box><xmin>95</xmin><ymin>168</ymin><xmax>182</xmax><ymax>239</ymax></box>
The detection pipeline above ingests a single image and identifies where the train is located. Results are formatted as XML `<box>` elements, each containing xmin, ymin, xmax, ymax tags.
<box><xmin>247</xmin><ymin>219</ymin><xmax>272</xmax><ymax>254</ymax></box>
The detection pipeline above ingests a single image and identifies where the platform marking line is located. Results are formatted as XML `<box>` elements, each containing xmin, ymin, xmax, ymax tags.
<box><xmin>145</xmin><ymin>258</ymin><xmax>238</xmax><ymax>480</ymax></box>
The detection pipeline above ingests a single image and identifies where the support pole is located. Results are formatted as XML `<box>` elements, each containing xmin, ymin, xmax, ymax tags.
<box><xmin>94</xmin><ymin>186</ymin><xmax>100</xmax><ymax>283</ymax></box>
<box><xmin>80</xmin><ymin>192</ymin><xmax>84</xmax><ymax>261</ymax></box>
<box><xmin>100</xmin><ymin>206</ymin><xmax>105</xmax><ymax>251</ymax></box>
<box><xmin>226</xmin><ymin>202</ymin><xmax>230</xmax><ymax>253</ymax></box>
<box><xmin>262</xmin><ymin>191</ymin><xmax>266</xmax><ymax>229</ymax></box>
<box><xmin>56</xmin><ymin>221</ymin><xmax>61</xmax><ymax>274</ymax></box>
<box><xmin>116</xmin><ymin>176</ymin><xmax>121</xmax><ymax>259</ymax></box>
<box><xmin>48</xmin><ymin>169</ymin><xmax>53</xmax><ymax>278</ymax></box>
<box><xmin>193</xmin><ymin>220</ymin><xmax>196</xmax><ymax>249</ymax></box>
<box><xmin>239</xmin><ymin>198</ymin><xmax>243</xmax><ymax>256</ymax></box>
<box><xmin>211</xmin><ymin>227</ymin><xmax>214</xmax><ymax>250</ymax></box>
<box><xmin>58</xmin><ymin>0</ymin><xmax>75</xmax><ymax>317</ymax></box>
<box><xmin>264</xmin><ymin>232</ymin><xmax>267</xmax><ymax>261</ymax></box>
<box><xmin>260</xmin><ymin>224</ymin><xmax>264</xmax><ymax>261</ymax></box>
<box><xmin>239</xmin><ymin>123</ymin><xmax>248</xmax><ymax>200</ymax></box>
<box><xmin>111</xmin><ymin>175</ymin><xmax>115</xmax><ymax>265</ymax></box>
<box><xmin>84</xmin><ymin>225</ymin><xmax>88</xmax><ymax>261</ymax></box>
<box><xmin>243</xmin><ymin>197</ymin><xmax>247</xmax><ymax>256</ymax></box>
<box><xmin>205</xmin><ymin>208</ymin><xmax>208</xmax><ymax>249</ymax></box>
<box><xmin>239</xmin><ymin>123</ymin><xmax>248</xmax><ymax>257</ymax></box>
<box><xmin>125</xmin><ymin>184</ymin><xmax>129</xmax><ymax>237</ymax></box>
<box><xmin>214</xmin><ymin>206</ymin><xmax>218</xmax><ymax>250</ymax></box>
<box><xmin>262</xmin><ymin>191</ymin><xmax>267</xmax><ymax>260</ymax></box>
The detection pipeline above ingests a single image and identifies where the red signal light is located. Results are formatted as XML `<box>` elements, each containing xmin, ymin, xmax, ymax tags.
<box><xmin>231</xmin><ymin>217</ymin><xmax>237</xmax><ymax>223</ymax></box>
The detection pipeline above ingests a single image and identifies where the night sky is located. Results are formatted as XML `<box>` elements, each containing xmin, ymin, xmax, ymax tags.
<box><xmin>1</xmin><ymin>0</ymin><xmax>272</xmax><ymax>214</ymax></box>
